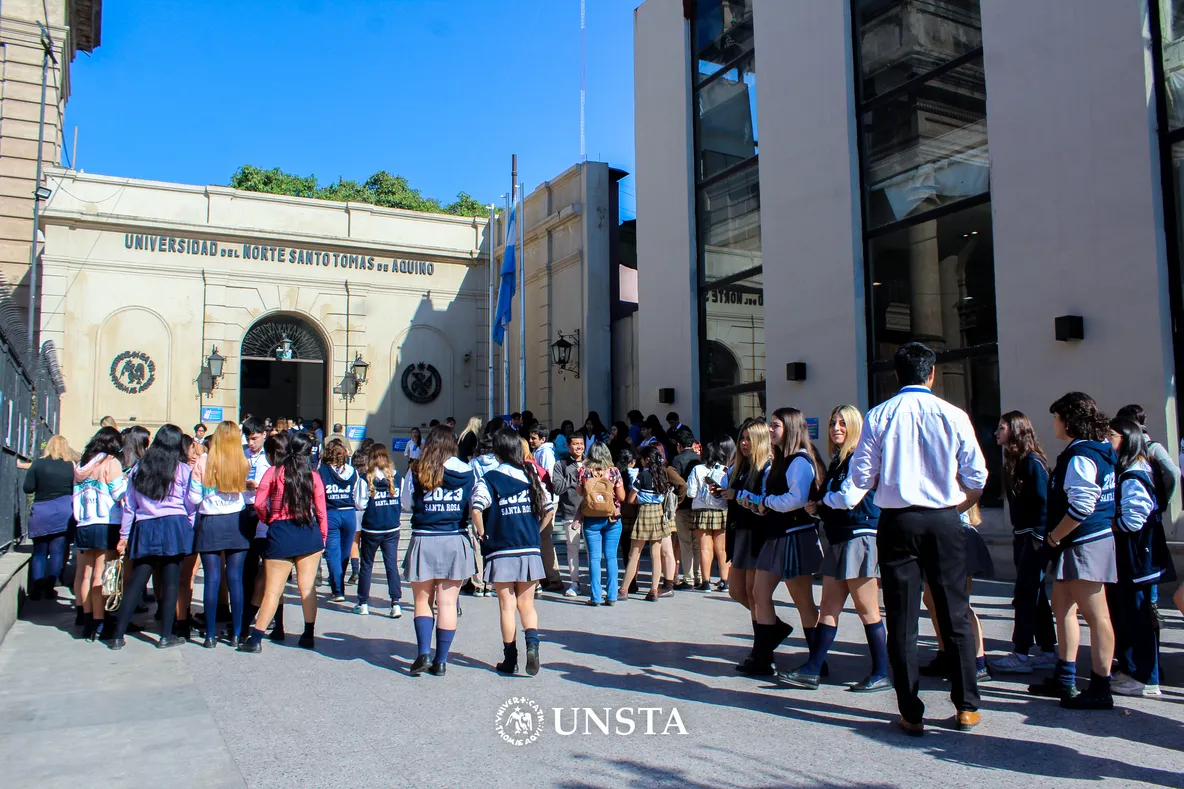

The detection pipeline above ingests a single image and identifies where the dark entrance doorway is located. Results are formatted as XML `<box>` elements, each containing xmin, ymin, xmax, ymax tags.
<box><xmin>240</xmin><ymin>315</ymin><xmax>327</xmax><ymax>425</ymax></box>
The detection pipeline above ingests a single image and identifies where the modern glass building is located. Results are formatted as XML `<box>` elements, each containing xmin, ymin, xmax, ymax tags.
<box><xmin>634</xmin><ymin>0</ymin><xmax>1184</xmax><ymax>546</ymax></box>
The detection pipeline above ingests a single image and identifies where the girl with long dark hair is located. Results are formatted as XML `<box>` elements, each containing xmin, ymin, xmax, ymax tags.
<box><xmin>619</xmin><ymin>444</ymin><xmax>676</xmax><ymax>601</ymax></box>
<box><xmin>990</xmin><ymin>411</ymin><xmax>1057</xmax><ymax>674</ymax></box>
<box><xmin>238</xmin><ymin>432</ymin><xmax>327</xmax><ymax>652</ymax></box>
<box><xmin>72</xmin><ymin>427</ymin><xmax>126</xmax><ymax>639</ymax></box>
<box><xmin>120</xmin><ymin>426</ymin><xmax>151</xmax><ymax>472</ymax></box>
<box><xmin>1106</xmin><ymin>418</ymin><xmax>1177</xmax><ymax>697</ymax></box>
<box><xmin>188</xmin><ymin>421</ymin><xmax>251</xmax><ymax>648</ymax></box>
<box><xmin>640</xmin><ymin>414</ymin><xmax>670</xmax><ymax>460</ymax></box>
<box><xmin>783</xmin><ymin>405</ymin><xmax>887</xmax><ymax>692</ymax></box>
<box><xmin>744</xmin><ymin>408</ymin><xmax>823</xmax><ymax>676</ymax></box>
<box><xmin>401</xmin><ymin>425</ymin><xmax>476</xmax><ymax>676</ymax></box>
<box><xmin>471</xmin><ymin>427</ymin><xmax>552</xmax><ymax>675</ymax></box>
<box><xmin>108</xmin><ymin>425</ymin><xmax>198</xmax><ymax>650</ymax></box>
<box><xmin>686</xmin><ymin>439</ymin><xmax>732</xmax><ymax>592</ymax></box>
<box><xmin>1027</xmin><ymin>392</ymin><xmax>1117</xmax><ymax>710</ymax></box>
<box><xmin>319</xmin><ymin>438</ymin><xmax>361</xmax><ymax>603</ymax></box>
<box><xmin>581</xmin><ymin>411</ymin><xmax>609</xmax><ymax>446</ymax></box>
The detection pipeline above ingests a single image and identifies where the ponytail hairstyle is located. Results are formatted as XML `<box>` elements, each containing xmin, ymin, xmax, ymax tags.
<box><xmin>366</xmin><ymin>442</ymin><xmax>396</xmax><ymax>496</ymax></box>
<box><xmin>1049</xmin><ymin>392</ymin><xmax>1110</xmax><ymax>442</ymax></box>
<box><xmin>264</xmin><ymin>431</ymin><xmax>289</xmax><ymax>467</ymax></box>
<box><xmin>492</xmin><ymin>426</ymin><xmax>548</xmax><ymax>522</ymax></box>
<box><xmin>770</xmin><ymin>407</ymin><xmax>825</xmax><ymax>485</ymax></box>
<box><xmin>132</xmin><ymin>424</ymin><xmax>186</xmax><ymax>501</ymax></box>
<box><xmin>280</xmin><ymin>431</ymin><xmax>316</xmax><ymax>524</ymax></box>
<box><xmin>637</xmin><ymin>444</ymin><xmax>670</xmax><ymax>496</ymax></box>
<box><xmin>81</xmin><ymin>426</ymin><xmax>123</xmax><ymax>466</ymax></box>
<box><xmin>415</xmin><ymin>424</ymin><xmax>459</xmax><ymax>491</ymax></box>
<box><xmin>1109</xmin><ymin>417</ymin><xmax>1148</xmax><ymax>475</ymax></box>
<box><xmin>999</xmin><ymin>410</ymin><xmax>1048</xmax><ymax>498</ymax></box>
<box><xmin>614</xmin><ymin>447</ymin><xmax>635</xmax><ymax>485</ymax></box>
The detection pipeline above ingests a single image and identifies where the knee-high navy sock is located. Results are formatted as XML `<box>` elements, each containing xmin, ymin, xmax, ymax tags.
<box><xmin>435</xmin><ymin>627</ymin><xmax>456</xmax><ymax>664</ymax></box>
<box><xmin>865</xmin><ymin>621</ymin><xmax>888</xmax><ymax>680</ymax></box>
<box><xmin>1055</xmin><ymin>659</ymin><xmax>1077</xmax><ymax>687</ymax></box>
<box><xmin>413</xmin><ymin>616</ymin><xmax>433</xmax><ymax>656</ymax></box>
<box><xmin>350</xmin><ymin>557</ymin><xmax>359</xmax><ymax>575</ymax></box>
<box><xmin>224</xmin><ymin>551</ymin><xmax>246</xmax><ymax>641</ymax></box>
<box><xmin>524</xmin><ymin>628</ymin><xmax>539</xmax><ymax>650</ymax></box>
<box><xmin>804</xmin><ymin>626</ymin><xmax>816</xmax><ymax>652</ymax></box>
<box><xmin>799</xmin><ymin>624</ymin><xmax>837</xmax><ymax>675</ymax></box>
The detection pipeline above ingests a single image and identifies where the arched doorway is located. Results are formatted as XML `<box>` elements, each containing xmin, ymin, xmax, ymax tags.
<box><xmin>703</xmin><ymin>340</ymin><xmax>740</xmax><ymax>442</ymax></box>
<box><xmin>240</xmin><ymin>314</ymin><xmax>328</xmax><ymax>426</ymax></box>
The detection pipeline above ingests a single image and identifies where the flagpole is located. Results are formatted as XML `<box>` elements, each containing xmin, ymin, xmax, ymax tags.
<box><xmin>487</xmin><ymin>204</ymin><xmax>496</xmax><ymax>421</ymax></box>
<box><xmin>517</xmin><ymin>182</ymin><xmax>526</xmax><ymax>414</ymax></box>
<box><xmin>502</xmin><ymin>192</ymin><xmax>511</xmax><ymax>417</ymax></box>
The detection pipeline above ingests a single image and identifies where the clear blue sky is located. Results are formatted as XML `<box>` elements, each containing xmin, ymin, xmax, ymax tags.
<box><xmin>64</xmin><ymin>0</ymin><xmax>639</xmax><ymax>218</ymax></box>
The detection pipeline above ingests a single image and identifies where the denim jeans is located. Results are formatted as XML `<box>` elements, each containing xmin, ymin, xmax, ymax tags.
<box><xmin>1109</xmin><ymin>583</ymin><xmax>1160</xmax><ymax>685</ymax></box>
<box><xmin>325</xmin><ymin>509</ymin><xmax>357</xmax><ymax>595</ymax></box>
<box><xmin>31</xmin><ymin>533</ymin><xmax>67</xmax><ymax>584</ymax></box>
<box><xmin>1011</xmin><ymin>535</ymin><xmax>1056</xmax><ymax>654</ymax></box>
<box><xmin>358</xmin><ymin>530</ymin><xmax>402</xmax><ymax>606</ymax></box>
<box><xmin>584</xmin><ymin>517</ymin><xmax>622</xmax><ymax>603</ymax></box>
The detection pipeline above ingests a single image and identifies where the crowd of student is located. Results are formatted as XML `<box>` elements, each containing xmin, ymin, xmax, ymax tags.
<box><xmin>18</xmin><ymin>340</ymin><xmax>1181</xmax><ymax>730</ymax></box>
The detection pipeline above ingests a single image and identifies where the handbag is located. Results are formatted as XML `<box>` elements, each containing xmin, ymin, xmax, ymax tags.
<box><xmin>102</xmin><ymin>556</ymin><xmax>125</xmax><ymax>611</ymax></box>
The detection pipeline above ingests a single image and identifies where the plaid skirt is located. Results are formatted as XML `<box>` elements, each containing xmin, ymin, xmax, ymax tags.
<box><xmin>632</xmin><ymin>503</ymin><xmax>672</xmax><ymax>542</ymax></box>
<box><xmin>692</xmin><ymin>509</ymin><xmax>726</xmax><ymax>532</ymax></box>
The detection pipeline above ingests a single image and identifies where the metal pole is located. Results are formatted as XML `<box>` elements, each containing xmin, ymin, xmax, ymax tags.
<box><xmin>502</xmin><ymin>192</ymin><xmax>510</xmax><ymax>417</ymax></box>
<box><xmin>487</xmin><ymin>205</ymin><xmax>495</xmax><ymax>421</ymax></box>
<box><xmin>580</xmin><ymin>0</ymin><xmax>587</xmax><ymax>162</ymax></box>
<box><xmin>517</xmin><ymin>187</ymin><xmax>526</xmax><ymax>413</ymax></box>
<box><xmin>27</xmin><ymin>25</ymin><xmax>55</xmax><ymax>361</ymax></box>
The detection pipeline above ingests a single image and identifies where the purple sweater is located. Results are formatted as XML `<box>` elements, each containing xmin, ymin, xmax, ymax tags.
<box><xmin>121</xmin><ymin>464</ymin><xmax>197</xmax><ymax>539</ymax></box>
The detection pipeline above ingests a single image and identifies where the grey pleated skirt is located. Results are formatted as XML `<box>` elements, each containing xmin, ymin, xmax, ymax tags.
<box><xmin>483</xmin><ymin>553</ymin><xmax>546</xmax><ymax>584</ymax></box>
<box><xmin>403</xmin><ymin>532</ymin><xmax>478</xmax><ymax>582</ymax></box>
<box><xmin>963</xmin><ymin>525</ymin><xmax>996</xmax><ymax>579</ymax></box>
<box><xmin>820</xmin><ymin>534</ymin><xmax>879</xmax><ymax>580</ymax></box>
<box><xmin>1054</xmin><ymin>535</ymin><xmax>1118</xmax><ymax>584</ymax></box>
<box><xmin>732</xmin><ymin>529</ymin><xmax>759</xmax><ymax>571</ymax></box>
<box><xmin>756</xmin><ymin>530</ymin><xmax>823</xmax><ymax>579</ymax></box>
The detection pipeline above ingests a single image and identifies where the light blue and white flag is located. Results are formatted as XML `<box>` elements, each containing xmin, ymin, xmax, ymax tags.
<box><xmin>492</xmin><ymin>204</ymin><xmax>517</xmax><ymax>345</ymax></box>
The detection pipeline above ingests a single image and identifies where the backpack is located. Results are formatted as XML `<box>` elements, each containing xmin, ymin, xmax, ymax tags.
<box><xmin>581</xmin><ymin>473</ymin><xmax>616</xmax><ymax>518</ymax></box>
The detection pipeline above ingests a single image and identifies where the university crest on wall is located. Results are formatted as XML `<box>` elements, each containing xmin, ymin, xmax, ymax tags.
<box><xmin>110</xmin><ymin>351</ymin><xmax>156</xmax><ymax>394</ymax></box>
<box><xmin>401</xmin><ymin>362</ymin><xmax>442</xmax><ymax>404</ymax></box>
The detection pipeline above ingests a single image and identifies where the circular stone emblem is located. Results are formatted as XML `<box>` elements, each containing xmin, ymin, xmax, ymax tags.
<box><xmin>400</xmin><ymin>362</ymin><xmax>442</xmax><ymax>404</ymax></box>
<box><xmin>110</xmin><ymin>351</ymin><xmax>156</xmax><ymax>394</ymax></box>
<box><xmin>495</xmin><ymin>697</ymin><xmax>544</xmax><ymax>747</ymax></box>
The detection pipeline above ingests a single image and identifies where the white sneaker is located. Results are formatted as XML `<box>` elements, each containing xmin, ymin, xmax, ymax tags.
<box><xmin>564</xmin><ymin>584</ymin><xmax>579</xmax><ymax>598</ymax></box>
<box><xmin>1027</xmin><ymin>649</ymin><xmax>1058</xmax><ymax>670</ymax></box>
<box><xmin>354</xmin><ymin>603</ymin><xmax>369</xmax><ymax>616</ymax></box>
<box><xmin>389</xmin><ymin>604</ymin><xmax>402</xmax><ymax>619</ymax></box>
<box><xmin>990</xmin><ymin>652</ymin><xmax>1035</xmax><ymax>674</ymax></box>
<box><xmin>1112</xmin><ymin>677</ymin><xmax>1162</xmax><ymax>697</ymax></box>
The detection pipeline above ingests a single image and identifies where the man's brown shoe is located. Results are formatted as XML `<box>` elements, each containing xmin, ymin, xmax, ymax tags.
<box><xmin>955</xmin><ymin>711</ymin><xmax>982</xmax><ymax>731</ymax></box>
<box><xmin>897</xmin><ymin>716</ymin><xmax>924</xmax><ymax>737</ymax></box>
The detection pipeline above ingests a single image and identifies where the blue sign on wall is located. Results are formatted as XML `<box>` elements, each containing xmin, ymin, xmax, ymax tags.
<box><xmin>806</xmin><ymin>417</ymin><xmax>819</xmax><ymax>441</ymax></box>
<box><xmin>391</xmin><ymin>438</ymin><xmax>409</xmax><ymax>452</ymax></box>
<box><xmin>200</xmin><ymin>407</ymin><xmax>223</xmax><ymax>423</ymax></box>
<box><xmin>346</xmin><ymin>425</ymin><xmax>367</xmax><ymax>441</ymax></box>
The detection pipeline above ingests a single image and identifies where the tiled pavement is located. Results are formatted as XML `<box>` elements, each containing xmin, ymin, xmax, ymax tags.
<box><xmin>2</xmin><ymin>554</ymin><xmax>1182</xmax><ymax>789</ymax></box>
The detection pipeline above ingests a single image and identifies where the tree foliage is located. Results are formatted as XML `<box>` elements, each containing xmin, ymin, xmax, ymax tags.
<box><xmin>229</xmin><ymin>165</ymin><xmax>490</xmax><ymax>217</ymax></box>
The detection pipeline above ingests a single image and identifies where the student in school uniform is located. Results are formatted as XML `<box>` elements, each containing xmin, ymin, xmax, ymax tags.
<box><xmin>471</xmin><ymin>427</ymin><xmax>553</xmax><ymax>675</ymax></box>
<box><xmin>740</xmin><ymin>408</ymin><xmax>823</xmax><ymax>676</ymax></box>
<box><xmin>319</xmin><ymin>439</ymin><xmax>362</xmax><ymax>603</ymax></box>
<box><xmin>1106</xmin><ymin>418</ymin><xmax>1176</xmax><ymax>698</ymax></box>
<box><xmin>686</xmin><ymin>439</ymin><xmax>732</xmax><ymax>592</ymax></box>
<box><xmin>990</xmin><ymin>411</ymin><xmax>1057</xmax><ymax>674</ymax></box>
<box><xmin>354</xmin><ymin>443</ymin><xmax>404</xmax><ymax>618</ymax></box>
<box><xmin>188</xmin><ymin>421</ymin><xmax>251</xmax><ymax>648</ymax></box>
<box><xmin>716</xmin><ymin>419</ymin><xmax>773</xmax><ymax>673</ymax></box>
<box><xmin>1027</xmin><ymin>392</ymin><xmax>1118</xmax><ymax>710</ymax></box>
<box><xmin>72</xmin><ymin>427</ymin><xmax>127</xmax><ymax>640</ymax></box>
<box><xmin>238</xmin><ymin>432</ymin><xmax>328</xmax><ymax>653</ymax></box>
<box><xmin>780</xmin><ymin>405</ymin><xmax>889</xmax><ymax>692</ymax></box>
<box><xmin>401</xmin><ymin>425</ymin><xmax>477</xmax><ymax>676</ymax></box>
<box><xmin>618</xmin><ymin>445</ymin><xmax>677</xmax><ymax>602</ymax></box>
<box><xmin>108</xmin><ymin>425</ymin><xmax>198</xmax><ymax>650</ymax></box>
<box><xmin>849</xmin><ymin>343</ymin><xmax>987</xmax><ymax>734</ymax></box>
<box><xmin>239</xmin><ymin>417</ymin><xmax>273</xmax><ymax>640</ymax></box>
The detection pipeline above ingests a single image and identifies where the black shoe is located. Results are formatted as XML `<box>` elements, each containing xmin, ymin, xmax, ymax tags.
<box><xmin>585</xmin><ymin>599</ymin><xmax>600</xmax><ymax>606</ymax></box>
<box><xmin>776</xmin><ymin>669</ymin><xmax>820</xmax><ymax>689</ymax></box>
<box><xmin>82</xmin><ymin>619</ymin><xmax>98</xmax><ymax>641</ymax></box>
<box><xmin>736</xmin><ymin>660</ymin><xmax>775</xmax><ymax>677</ymax></box>
<box><xmin>673</xmin><ymin>580</ymin><xmax>693</xmax><ymax>591</ymax></box>
<box><xmin>428</xmin><ymin>661</ymin><xmax>447</xmax><ymax>676</ymax></box>
<box><xmin>525</xmin><ymin>646</ymin><xmax>540</xmax><ymax>676</ymax></box>
<box><xmin>298</xmin><ymin>633</ymin><xmax>315</xmax><ymax>649</ymax></box>
<box><xmin>716</xmin><ymin>580</ymin><xmax>729</xmax><ymax>592</ymax></box>
<box><xmin>174</xmin><ymin>622</ymin><xmax>192</xmax><ymax>642</ymax></box>
<box><xmin>74</xmin><ymin>607</ymin><xmax>86</xmax><ymax>626</ymax></box>
<box><xmin>920</xmin><ymin>652</ymin><xmax>951</xmax><ymax>678</ymax></box>
<box><xmin>849</xmin><ymin>675</ymin><xmax>893</xmax><ymax>693</ymax></box>
<box><xmin>157</xmin><ymin>635</ymin><xmax>185</xmax><ymax>649</ymax></box>
<box><xmin>976</xmin><ymin>665</ymin><xmax>990</xmax><ymax>682</ymax></box>
<box><xmin>1061</xmin><ymin>689</ymin><xmax>1114</xmax><ymax>710</ymax></box>
<box><xmin>644</xmin><ymin>591</ymin><xmax>658</xmax><ymax>602</ymax></box>
<box><xmin>269</xmin><ymin>628</ymin><xmax>286</xmax><ymax>643</ymax></box>
<box><xmin>237</xmin><ymin>639</ymin><xmax>262</xmax><ymax>654</ymax></box>
<box><xmin>87</xmin><ymin>621</ymin><xmax>106</xmax><ymax>643</ymax></box>
<box><xmin>1028</xmin><ymin>676</ymin><xmax>1079</xmax><ymax>700</ymax></box>
<box><xmin>347</xmin><ymin>573</ymin><xmax>359</xmax><ymax>586</ymax></box>
<box><xmin>43</xmin><ymin>584</ymin><xmax>59</xmax><ymax>601</ymax></box>
<box><xmin>772</xmin><ymin>619</ymin><xmax>794</xmax><ymax>648</ymax></box>
<box><xmin>107</xmin><ymin>637</ymin><xmax>125</xmax><ymax>651</ymax></box>
<box><xmin>410</xmin><ymin>654</ymin><xmax>432</xmax><ymax>675</ymax></box>
<box><xmin>602</xmin><ymin>600</ymin><xmax>614</xmax><ymax>607</ymax></box>
<box><xmin>628</xmin><ymin>580</ymin><xmax>640</xmax><ymax>594</ymax></box>
<box><xmin>496</xmin><ymin>649</ymin><xmax>518</xmax><ymax>675</ymax></box>
<box><xmin>694</xmin><ymin>582</ymin><xmax>711</xmax><ymax>591</ymax></box>
<box><xmin>202</xmin><ymin>637</ymin><xmax>217</xmax><ymax>649</ymax></box>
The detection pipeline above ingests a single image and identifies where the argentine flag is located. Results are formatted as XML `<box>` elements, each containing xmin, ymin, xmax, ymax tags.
<box><xmin>492</xmin><ymin>204</ymin><xmax>517</xmax><ymax>345</ymax></box>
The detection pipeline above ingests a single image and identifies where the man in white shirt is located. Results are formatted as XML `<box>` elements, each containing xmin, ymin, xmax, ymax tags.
<box><xmin>850</xmin><ymin>342</ymin><xmax>988</xmax><ymax>735</ymax></box>
<box><xmin>528</xmin><ymin>423</ymin><xmax>564</xmax><ymax>591</ymax></box>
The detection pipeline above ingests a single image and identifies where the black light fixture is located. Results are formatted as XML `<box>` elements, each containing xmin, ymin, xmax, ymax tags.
<box><xmin>275</xmin><ymin>335</ymin><xmax>294</xmax><ymax>360</ymax></box>
<box><xmin>339</xmin><ymin>353</ymin><xmax>369</xmax><ymax>402</ymax></box>
<box><xmin>197</xmin><ymin>345</ymin><xmax>225</xmax><ymax>397</ymax></box>
<box><xmin>658</xmin><ymin>388</ymin><xmax>676</xmax><ymax>405</ymax></box>
<box><xmin>549</xmin><ymin>329</ymin><xmax>580</xmax><ymax>378</ymax></box>
<box><xmin>1054</xmin><ymin>315</ymin><xmax>1084</xmax><ymax>342</ymax></box>
<box><xmin>786</xmin><ymin>362</ymin><xmax>808</xmax><ymax>381</ymax></box>
<box><xmin>206</xmin><ymin>346</ymin><xmax>225</xmax><ymax>379</ymax></box>
<box><xmin>350</xmin><ymin>353</ymin><xmax>370</xmax><ymax>385</ymax></box>
<box><xmin>34</xmin><ymin>185</ymin><xmax>51</xmax><ymax>201</ymax></box>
